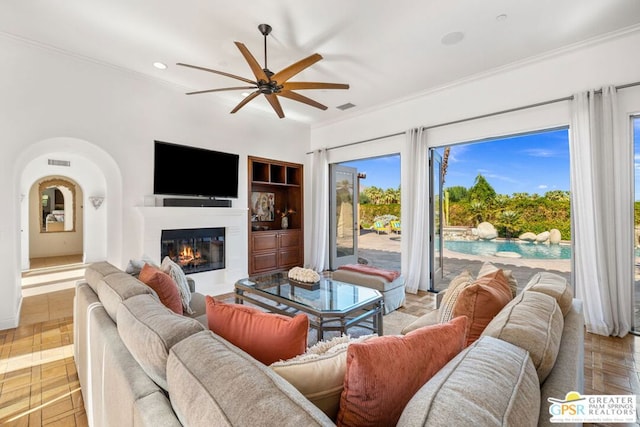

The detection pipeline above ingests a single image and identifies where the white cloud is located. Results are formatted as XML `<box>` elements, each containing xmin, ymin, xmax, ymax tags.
<box><xmin>523</xmin><ymin>148</ymin><xmax>557</xmax><ymax>158</ymax></box>
<box><xmin>538</xmin><ymin>184</ymin><xmax>548</xmax><ymax>189</ymax></box>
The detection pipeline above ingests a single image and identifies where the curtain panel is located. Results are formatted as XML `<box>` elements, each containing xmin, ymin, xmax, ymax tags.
<box><xmin>570</xmin><ymin>86</ymin><xmax>632</xmax><ymax>337</ymax></box>
<box><xmin>401</xmin><ymin>128</ymin><xmax>430</xmax><ymax>293</ymax></box>
<box><xmin>308</xmin><ymin>149</ymin><xmax>329</xmax><ymax>271</ymax></box>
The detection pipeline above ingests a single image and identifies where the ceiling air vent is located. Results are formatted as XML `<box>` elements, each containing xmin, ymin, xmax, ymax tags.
<box><xmin>48</xmin><ymin>159</ymin><xmax>71</xmax><ymax>167</ymax></box>
<box><xmin>336</xmin><ymin>103</ymin><xmax>356</xmax><ymax>111</ymax></box>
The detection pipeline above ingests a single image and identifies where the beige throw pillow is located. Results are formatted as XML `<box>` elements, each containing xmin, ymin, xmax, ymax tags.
<box><xmin>161</xmin><ymin>256</ymin><xmax>194</xmax><ymax>315</ymax></box>
<box><xmin>270</xmin><ymin>335</ymin><xmax>373</xmax><ymax>420</ymax></box>
<box><xmin>477</xmin><ymin>261</ymin><xmax>518</xmax><ymax>297</ymax></box>
<box><xmin>438</xmin><ymin>270</ymin><xmax>474</xmax><ymax>323</ymax></box>
<box><xmin>481</xmin><ymin>291</ymin><xmax>563</xmax><ymax>383</ymax></box>
<box><xmin>524</xmin><ymin>271</ymin><xmax>573</xmax><ymax>316</ymax></box>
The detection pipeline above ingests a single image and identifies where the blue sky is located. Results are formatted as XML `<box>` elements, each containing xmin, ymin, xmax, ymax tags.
<box><xmin>341</xmin><ymin>128</ymin><xmax>571</xmax><ymax>196</ymax></box>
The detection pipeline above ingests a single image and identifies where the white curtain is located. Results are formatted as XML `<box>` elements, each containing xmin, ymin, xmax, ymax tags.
<box><xmin>308</xmin><ymin>149</ymin><xmax>329</xmax><ymax>271</ymax></box>
<box><xmin>401</xmin><ymin>128</ymin><xmax>430</xmax><ymax>293</ymax></box>
<box><xmin>570</xmin><ymin>86</ymin><xmax>632</xmax><ymax>337</ymax></box>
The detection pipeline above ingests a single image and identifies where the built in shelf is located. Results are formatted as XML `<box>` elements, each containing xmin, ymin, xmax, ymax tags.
<box><xmin>251</xmin><ymin>160</ymin><xmax>301</xmax><ymax>187</ymax></box>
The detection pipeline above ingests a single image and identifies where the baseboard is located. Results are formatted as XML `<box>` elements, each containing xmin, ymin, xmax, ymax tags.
<box><xmin>0</xmin><ymin>297</ymin><xmax>21</xmax><ymax>330</ymax></box>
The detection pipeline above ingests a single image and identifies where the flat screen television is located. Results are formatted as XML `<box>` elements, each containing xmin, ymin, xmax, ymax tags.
<box><xmin>153</xmin><ymin>141</ymin><xmax>239</xmax><ymax>199</ymax></box>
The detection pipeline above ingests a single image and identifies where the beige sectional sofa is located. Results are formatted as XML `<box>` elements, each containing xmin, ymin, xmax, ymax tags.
<box><xmin>74</xmin><ymin>262</ymin><xmax>583</xmax><ymax>426</ymax></box>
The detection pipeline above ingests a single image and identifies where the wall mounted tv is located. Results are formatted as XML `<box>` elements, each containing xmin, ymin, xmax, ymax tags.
<box><xmin>153</xmin><ymin>141</ymin><xmax>239</xmax><ymax>199</ymax></box>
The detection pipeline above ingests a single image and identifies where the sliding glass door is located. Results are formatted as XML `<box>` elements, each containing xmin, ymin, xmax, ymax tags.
<box><xmin>329</xmin><ymin>164</ymin><xmax>359</xmax><ymax>269</ymax></box>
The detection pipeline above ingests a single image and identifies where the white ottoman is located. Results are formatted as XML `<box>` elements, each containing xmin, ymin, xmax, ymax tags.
<box><xmin>331</xmin><ymin>268</ymin><xmax>406</xmax><ymax>314</ymax></box>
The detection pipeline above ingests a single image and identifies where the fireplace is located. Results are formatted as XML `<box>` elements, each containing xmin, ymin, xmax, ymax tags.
<box><xmin>161</xmin><ymin>227</ymin><xmax>225</xmax><ymax>274</ymax></box>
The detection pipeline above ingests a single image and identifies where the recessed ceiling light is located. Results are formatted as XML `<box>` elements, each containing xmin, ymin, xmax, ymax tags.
<box><xmin>496</xmin><ymin>14</ymin><xmax>508</xmax><ymax>22</ymax></box>
<box><xmin>153</xmin><ymin>62</ymin><xmax>168</xmax><ymax>70</ymax></box>
<box><xmin>441</xmin><ymin>31</ymin><xmax>464</xmax><ymax>46</ymax></box>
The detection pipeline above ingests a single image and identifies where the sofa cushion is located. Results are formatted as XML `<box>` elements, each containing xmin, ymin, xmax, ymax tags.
<box><xmin>167</xmin><ymin>330</ymin><xmax>334</xmax><ymax>427</ymax></box>
<box><xmin>161</xmin><ymin>256</ymin><xmax>194</xmax><ymax>315</ymax></box>
<box><xmin>397</xmin><ymin>336</ymin><xmax>540</xmax><ymax>427</ymax></box>
<box><xmin>438</xmin><ymin>270</ymin><xmax>474</xmax><ymax>323</ymax></box>
<box><xmin>452</xmin><ymin>269</ymin><xmax>512</xmax><ymax>346</ymax></box>
<box><xmin>336</xmin><ymin>316</ymin><xmax>467</xmax><ymax>427</ymax></box>
<box><xmin>205</xmin><ymin>296</ymin><xmax>308</xmax><ymax>365</ymax></box>
<box><xmin>524</xmin><ymin>271</ymin><xmax>573</xmax><ymax>316</ymax></box>
<box><xmin>400</xmin><ymin>310</ymin><xmax>439</xmax><ymax>335</ymax></box>
<box><xmin>117</xmin><ymin>294</ymin><xmax>205</xmax><ymax>390</ymax></box>
<box><xmin>477</xmin><ymin>261</ymin><xmax>518</xmax><ymax>297</ymax></box>
<box><xmin>96</xmin><ymin>272</ymin><xmax>154</xmax><ymax>322</ymax></box>
<box><xmin>85</xmin><ymin>261</ymin><xmax>123</xmax><ymax>293</ymax></box>
<box><xmin>270</xmin><ymin>335</ymin><xmax>374</xmax><ymax>420</ymax></box>
<box><xmin>481</xmin><ymin>290</ymin><xmax>563</xmax><ymax>383</ymax></box>
<box><xmin>138</xmin><ymin>264</ymin><xmax>183</xmax><ymax>315</ymax></box>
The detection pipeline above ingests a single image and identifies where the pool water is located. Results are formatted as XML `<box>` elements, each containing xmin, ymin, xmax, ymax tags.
<box><xmin>444</xmin><ymin>240</ymin><xmax>571</xmax><ymax>260</ymax></box>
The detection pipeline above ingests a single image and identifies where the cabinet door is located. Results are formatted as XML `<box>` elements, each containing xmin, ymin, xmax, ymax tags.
<box><xmin>252</xmin><ymin>232</ymin><xmax>278</xmax><ymax>252</ymax></box>
<box><xmin>252</xmin><ymin>252</ymin><xmax>278</xmax><ymax>273</ymax></box>
<box><xmin>278</xmin><ymin>230</ymin><xmax>300</xmax><ymax>249</ymax></box>
<box><xmin>278</xmin><ymin>248</ymin><xmax>300</xmax><ymax>269</ymax></box>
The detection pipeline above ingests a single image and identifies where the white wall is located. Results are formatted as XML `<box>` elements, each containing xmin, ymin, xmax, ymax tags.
<box><xmin>0</xmin><ymin>34</ymin><xmax>309</xmax><ymax>328</ymax></box>
<box><xmin>307</xmin><ymin>28</ymin><xmax>640</xmax><ymax>290</ymax></box>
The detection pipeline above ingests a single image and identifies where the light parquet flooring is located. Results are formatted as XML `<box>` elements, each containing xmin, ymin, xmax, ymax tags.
<box><xmin>1</xmin><ymin>264</ymin><xmax>639</xmax><ymax>426</ymax></box>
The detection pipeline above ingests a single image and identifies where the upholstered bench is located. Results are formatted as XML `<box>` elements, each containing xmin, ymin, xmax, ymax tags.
<box><xmin>331</xmin><ymin>265</ymin><xmax>405</xmax><ymax>314</ymax></box>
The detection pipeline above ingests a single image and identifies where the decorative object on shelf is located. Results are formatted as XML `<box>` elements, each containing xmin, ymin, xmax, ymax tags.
<box><xmin>251</xmin><ymin>192</ymin><xmax>275</xmax><ymax>221</ymax></box>
<box><xmin>288</xmin><ymin>266</ymin><xmax>320</xmax><ymax>283</ymax></box>
<box><xmin>278</xmin><ymin>206</ymin><xmax>296</xmax><ymax>229</ymax></box>
<box><xmin>89</xmin><ymin>196</ymin><xmax>105</xmax><ymax>210</ymax></box>
<box><xmin>177</xmin><ymin>24</ymin><xmax>349</xmax><ymax>119</ymax></box>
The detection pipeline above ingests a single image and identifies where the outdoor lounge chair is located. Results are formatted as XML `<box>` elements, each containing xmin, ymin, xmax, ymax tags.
<box><xmin>391</xmin><ymin>220</ymin><xmax>401</xmax><ymax>234</ymax></box>
<box><xmin>373</xmin><ymin>221</ymin><xmax>387</xmax><ymax>234</ymax></box>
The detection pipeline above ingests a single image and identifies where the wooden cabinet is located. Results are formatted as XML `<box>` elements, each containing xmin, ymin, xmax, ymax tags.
<box><xmin>250</xmin><ymin>229</ymin><xmax>302</xmax><ymax>274</ymax></box>
<box><xmin>248</xmin><ymin>156</ymin><xmax>303</xmax><ymax>275</ymax></box>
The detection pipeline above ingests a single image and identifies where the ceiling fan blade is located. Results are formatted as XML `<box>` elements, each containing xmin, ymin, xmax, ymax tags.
<box><xmin>177</xmin><ymin>62</ymin><xmax>256</xmax><ymax>85</ymax></box>
<box><xmin>230</xmin><ymin>91</ymin><xmax>260</xmax><ymax>114</ymax></box>
<box><xmin>278</xmin><ymin>90</ymin><xmax>327</xmax><ymax>110</ymax></box>
<box><xmin>265</xmin><ymin>94</ymin><xmax>285</xmax><ymax>118</ymax></box>
<box><xmin>234</xmin><ymin>42</ymin><xmax>269</xmax><ymax>82</ymax></box>
<box><xmin>282</xmin><ymin>82</ymin><xmax>350</xmax><ymax>91</ymax></box>
<box><xmin>186</xmin><ymin>86</ymin><xmax>257</xmax><ymax>95</ymax></box>
<box><xmin>272</xmin><ymin>53</ymin><xmax>322</xmax><ymax>83</ymax></box>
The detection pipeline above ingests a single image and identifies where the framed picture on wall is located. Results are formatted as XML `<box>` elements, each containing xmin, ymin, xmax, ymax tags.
<box><xmin>251</xmin><ymin>192</ymin><xmax>275</xmax><ymax>222</ymax></box>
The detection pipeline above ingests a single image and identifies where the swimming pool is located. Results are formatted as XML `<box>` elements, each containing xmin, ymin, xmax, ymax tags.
<box><xmin>444</xmin><ymin>240</ymin><xmax>571</xmax><ymax>260</ymax></box>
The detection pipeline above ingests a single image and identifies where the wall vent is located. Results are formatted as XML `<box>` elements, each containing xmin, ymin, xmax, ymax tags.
<box><xmin>336</xmin><ymin>102</ymin><xmax>356</xmax><ymax>111</ymax></box>
<box><xmin>48</xmin><ymin>159</ymin><xmax>71</xmax><ymax>167</ymax></box>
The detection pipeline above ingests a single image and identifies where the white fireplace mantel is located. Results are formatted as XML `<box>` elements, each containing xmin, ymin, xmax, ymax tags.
<box><xmin>136</xmin><ymin>206</ymin><xmax>248</xmax><ymax>296</ymax></box>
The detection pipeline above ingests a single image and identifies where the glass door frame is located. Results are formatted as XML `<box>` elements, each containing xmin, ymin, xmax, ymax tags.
<box><xmin>329</xmin><ymin>164</ymin><xmax>359</xmax><ymax>269</ymax></box>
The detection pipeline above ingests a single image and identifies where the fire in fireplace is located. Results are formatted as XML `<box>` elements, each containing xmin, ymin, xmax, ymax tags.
<box><xmin>161</xmin><ymin>227</ymin><xmax>225</xmax><ymax>274</ymax></box>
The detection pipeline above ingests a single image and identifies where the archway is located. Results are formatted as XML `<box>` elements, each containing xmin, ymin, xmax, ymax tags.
<box><xmin>18</xmin><ymin>137</ymin><xmax>122</xmax><ymax>271</ymax></box>
<box><xmin>28</xmin><ymin>176</ymin><xmax>84</xmax><ymax>266</ymax></box>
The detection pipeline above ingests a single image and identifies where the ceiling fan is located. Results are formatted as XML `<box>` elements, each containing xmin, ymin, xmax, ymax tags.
<box><xmin>177</xmin><ymin>24</ymin><xmax>349</xmax><ymax>119</ymax></box>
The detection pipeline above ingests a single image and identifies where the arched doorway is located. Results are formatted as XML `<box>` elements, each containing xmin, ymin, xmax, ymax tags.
<box><xmin>28</xmin><ymin>176</ymin><xmax>84</xmax><ymax>268</ymax></box>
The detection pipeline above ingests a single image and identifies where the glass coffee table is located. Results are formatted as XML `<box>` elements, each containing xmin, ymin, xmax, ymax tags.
<box><xmin>235</xmin><ymin>272</ymin><xmax>384</xmax><ymax>341</ymax></box>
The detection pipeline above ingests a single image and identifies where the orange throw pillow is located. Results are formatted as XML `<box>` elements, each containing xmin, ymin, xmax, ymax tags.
<box><xmin>138</xmin><ymin>263</ymin><xmax>183</xmax><ymax>315</ymax></box>
<box><xmin>205</xmin><ymin>296</ymin><xmax>308</xmax><ymax>365</ymax></box>
<box><xmin>452</xmin><ymin>269</ymin><xmax>512</xmax><ymax>347</ymax></box>
<box><xmin>336</xmin><ymin>316</ymin><xmax>467</xmax><ymax>427</ymax></box>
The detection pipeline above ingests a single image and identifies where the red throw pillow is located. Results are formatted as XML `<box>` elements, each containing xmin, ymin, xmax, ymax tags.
<box><xmin>205</xmin><ymin>296</ymin><xmax>308</xmax><ymax>365</ymax></box>
<box><xmin>138</xmin><ymin>263</ymin><xmax>183</xmax><ymax>315</ymax></box>
<box><xmin>336</xmin><ymin>316</ymin><xmax>467</xmax><ymax>427</ymax></box>
<box><xmin>452</xmin><ymin>269</ymin><xmax>512</xmax><ymax>346</ymax></box>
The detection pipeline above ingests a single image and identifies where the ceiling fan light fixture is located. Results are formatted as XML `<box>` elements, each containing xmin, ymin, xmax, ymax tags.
<box><xmin>177</xmin><ymin>24</ymin><xmax>349</xmax><ymax>118</ymax></box>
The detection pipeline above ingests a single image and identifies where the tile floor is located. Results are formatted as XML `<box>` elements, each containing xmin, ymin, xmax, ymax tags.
<box><xmin>1</xmin><ymin>256</ymin><xmax>639</xmax><ymax>426</ymax></box>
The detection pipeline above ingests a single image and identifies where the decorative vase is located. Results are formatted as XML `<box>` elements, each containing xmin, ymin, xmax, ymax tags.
<box><xmin>281</xmin><ymin>216</ymin><xmax>288</xmax><ymax>229</ymax></box>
